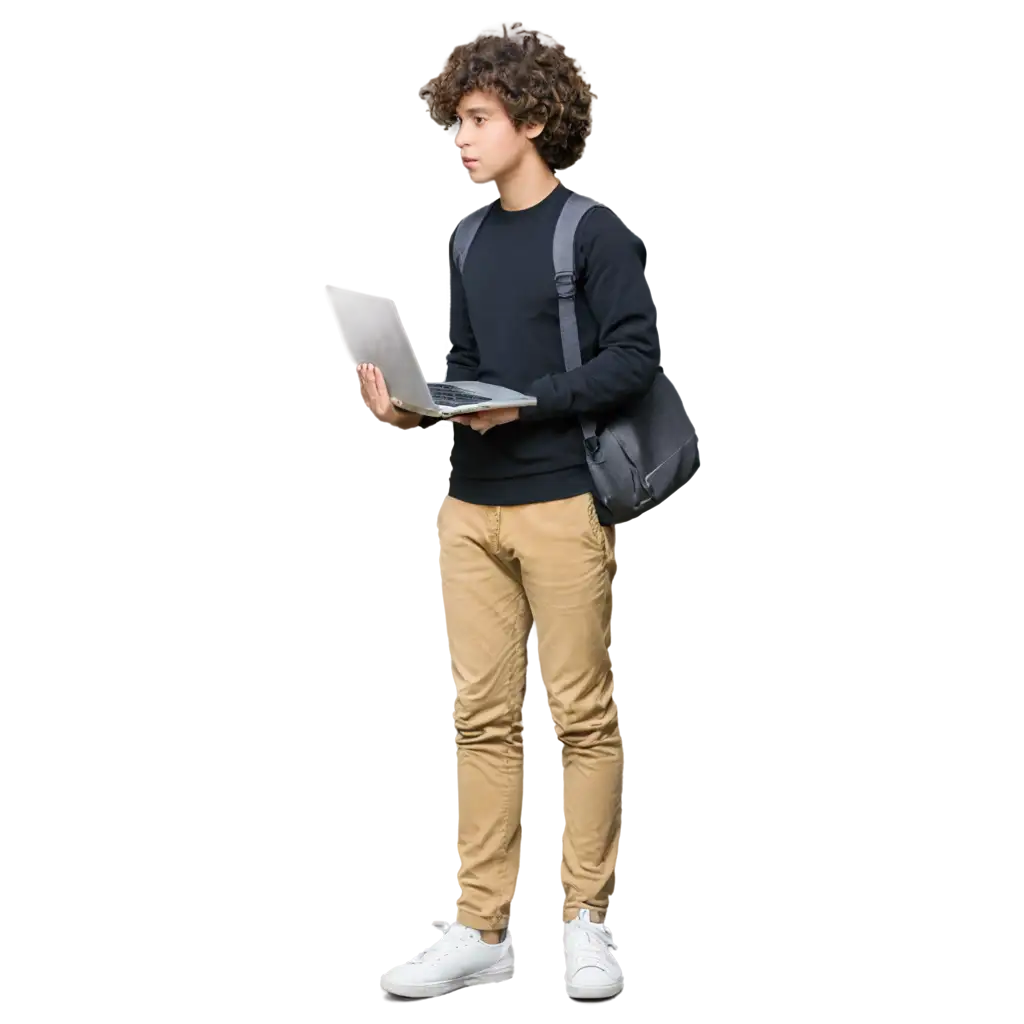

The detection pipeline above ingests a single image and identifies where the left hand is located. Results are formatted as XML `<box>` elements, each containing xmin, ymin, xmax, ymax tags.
<box><xmin>450</xmin><ymin>407</ymin><xmax>521</xmax><ymax>434</ymax></box>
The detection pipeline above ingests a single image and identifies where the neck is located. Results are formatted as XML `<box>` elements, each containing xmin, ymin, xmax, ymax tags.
<box><xmin>494</xmin><ymin>156</ymin><xmax>560</xmax><ymax>211</ymax></box>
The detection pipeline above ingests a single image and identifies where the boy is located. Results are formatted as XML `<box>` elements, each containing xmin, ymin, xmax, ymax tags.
<box><xmin>357</xmin><ymin>22</ymin><xmax>660</xmax><ymax>1000</ymax></box>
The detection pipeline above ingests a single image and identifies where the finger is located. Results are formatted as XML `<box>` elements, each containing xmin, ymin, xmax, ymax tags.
<box><xmin>364</xmin><ymin>372</ymin><xmax>387</xmax><ymax>415</ymax></box>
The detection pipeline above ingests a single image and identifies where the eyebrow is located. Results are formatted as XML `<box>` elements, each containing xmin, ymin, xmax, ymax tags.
<box><xmin>457</xmin><ymin>106</ymin><xmax>493</xmax><ymax>116</ymax></box>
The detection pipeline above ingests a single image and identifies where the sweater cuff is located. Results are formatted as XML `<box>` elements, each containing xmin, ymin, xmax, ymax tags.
<box><xmin>517</xmin><ymin>376</ymin><xmax>559</xmax><ymax>421</ymax></box>
<box><xmin>415</xmin><ymin>415</ymin><xmax>448</xmax><ymax>432</ymax></box>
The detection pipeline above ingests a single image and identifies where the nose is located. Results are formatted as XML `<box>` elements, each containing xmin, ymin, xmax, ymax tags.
<box><xmin>454</xmin><ymin>121</ymin><xmax>469</xmax><ymax>149</ymax></box>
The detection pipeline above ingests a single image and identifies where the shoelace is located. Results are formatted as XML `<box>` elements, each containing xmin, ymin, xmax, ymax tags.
<box><xmin>567</xmin><ymin>918</ymin><xmax>618</xmax><ymax>971</ymax></box>
<box><xmin>405</xmin><ymin>921</ymin><xmax>462</xmax><ymax>958</ymax></box>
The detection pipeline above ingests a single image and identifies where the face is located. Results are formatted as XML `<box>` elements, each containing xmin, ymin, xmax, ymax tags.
<box><xmin>452</xmin><ymin>89</ymin><xmax>544</xmax><ymax>180</ymax></box>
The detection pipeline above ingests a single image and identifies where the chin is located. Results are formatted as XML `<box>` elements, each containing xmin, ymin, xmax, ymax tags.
<box><xmin>468</xmin><ymin>168</ymin><xmax>490</xmax><ymax>182</ymax></box>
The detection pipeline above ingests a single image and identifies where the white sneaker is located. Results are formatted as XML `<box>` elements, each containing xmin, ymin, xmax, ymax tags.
<box><xmin>380</xmin><ymin>920</ymin><xmax>514</xmax><ymax>999</ymax></box>
<box><xmin>563</xmin><ymin>908</ymin><xmax>624</xmax><ymax>999</ymax></box>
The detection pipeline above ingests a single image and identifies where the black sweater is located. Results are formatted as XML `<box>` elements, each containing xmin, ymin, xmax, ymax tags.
<box><xmin>418</xmin><ymin>181</ymin><xmax>661</xmax><ymax>525</ymax></box>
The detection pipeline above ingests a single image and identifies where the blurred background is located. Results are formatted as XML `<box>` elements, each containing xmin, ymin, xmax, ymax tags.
<box><xmin>1</xmin><ymin>3</ymin><xmax>1021</xmax><ymax>1021</ymax></box>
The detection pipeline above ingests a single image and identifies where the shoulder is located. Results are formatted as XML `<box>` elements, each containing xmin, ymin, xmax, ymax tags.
<box><xmin>449</xmin><ymin>199</ymin><xmax>500</xmax><ymax>253</ymax></box>
<box><xmin>572</xmin><ymin>202</ymin><xmax>646</xmax><ymax>270</ymax></box>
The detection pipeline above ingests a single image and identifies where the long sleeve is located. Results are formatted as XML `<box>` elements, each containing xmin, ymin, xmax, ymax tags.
<box><xmin>442</xmin><ymin>225</ymin><xmax>482</xmax><ymax>381</ymax></box>
<box><xmin>517</xmin><ymin>208</ymin><xmax>660</xmax><ymax>422</ymax></box>
<box><xmin>417</xmin><ymin>227</ymin><xmax>481</xmax><ymax>428</ymax></box>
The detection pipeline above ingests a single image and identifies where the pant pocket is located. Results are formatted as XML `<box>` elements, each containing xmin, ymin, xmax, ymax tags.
<box><xmin>585</xmin><ymin>493</ymin><xmax>617</xmax><ymax>567</ymax></box>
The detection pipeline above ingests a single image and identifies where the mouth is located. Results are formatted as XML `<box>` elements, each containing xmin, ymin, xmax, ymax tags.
<box><xmin>463</xmin><ymin>158</ymin><xmax>479</xmax><ymax>167</ymax></box>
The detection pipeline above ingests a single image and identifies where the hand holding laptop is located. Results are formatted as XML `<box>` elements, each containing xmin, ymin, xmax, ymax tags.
<box><xmin>321</xmin><ymin>280</ymin><xmax>540</xmax><ymax>419</ymax></box>
<box><xmin>450</xmin><ymin>407</ymin><xmax>521</xmax><ymax>433</ymax></box>
<box><xmin>357</xmin><ymin>362</ymin><xmax>412</xmax><ymax>426</ymax></box>
<box><xmin>358</xmin><ymin>361</ymin><xmax>520</xmax><ymax>434</ymax></box>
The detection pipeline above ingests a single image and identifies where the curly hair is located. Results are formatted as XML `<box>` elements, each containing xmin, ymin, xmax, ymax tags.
<box><xmin>418</xmin><ymin>21</ymin><xmax>597</xmax><ymax>172</ymax></box>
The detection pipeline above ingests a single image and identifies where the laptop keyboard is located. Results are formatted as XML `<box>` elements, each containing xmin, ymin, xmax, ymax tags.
<box><xmin>428</xmin><ymin>382</ymin><xmax>487</xmax><ymax>407</ymax></box>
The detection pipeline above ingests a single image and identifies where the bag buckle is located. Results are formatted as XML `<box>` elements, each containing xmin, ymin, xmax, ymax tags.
<box><xmin>554</xmin><ymin>270</ymin><xmax>576</xmax><ymax>298</ymax></box>
<box><xmin>584</xmin><ymin>435</ymin><xmax>600</xmax><ymax>457</ymax></box>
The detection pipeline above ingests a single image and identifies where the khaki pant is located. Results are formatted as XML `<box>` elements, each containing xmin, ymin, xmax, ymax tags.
<box><xmin>436</xmin><ymin>490</ymin><xmax>622</xmax><ymax>929</ymax></box>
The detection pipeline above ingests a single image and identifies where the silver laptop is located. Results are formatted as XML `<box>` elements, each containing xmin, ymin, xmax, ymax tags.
<box><xmin>326</xmin><ymin>285</ymin><xmax>537</xmax><ymax>419</ymax></box>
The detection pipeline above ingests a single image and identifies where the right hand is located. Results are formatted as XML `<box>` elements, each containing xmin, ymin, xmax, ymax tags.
<box><xmin>357</xmin><ymin>362</ymin><xmax>401</xmax><ymax>425</ymax></box>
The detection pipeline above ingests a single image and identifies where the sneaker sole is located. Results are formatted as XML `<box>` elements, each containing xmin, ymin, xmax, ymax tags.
<box><xmin>381</xmin><ymin>962</ymin><xmax>514</xmax><ymax>999</ymax></box>
<box><xmin>566</xmin><ymin>977</ymin><xmax>624</xmax><ymax>1000</ymax></box>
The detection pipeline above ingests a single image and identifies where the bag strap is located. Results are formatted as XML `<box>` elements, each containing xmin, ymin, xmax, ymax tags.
<box><xmin>444</xmin><ymin>198</ymin><xmax>495</xmax><ymax>380</ymax></box>
<box><xmin>453</xmin><ymin>204</ymin><xmax>491</xmax><ymax>272</ymax></box>
<box><xmin>553</xmin><ymin>193</ymin><xmax>606</xmax><ymax>459</ymax></box>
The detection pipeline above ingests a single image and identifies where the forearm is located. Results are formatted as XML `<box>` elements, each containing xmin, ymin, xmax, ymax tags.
<box><xmin>518</xmin><ymin>207</ymin><xmax>660</xmax><ymax>423</ymax></box>
<box><xmin>390</xmin><ymin>408</ymin><xmax>424</xmax><ymax>429</ymax></box>
<box><xmin>519</xmin><ymin>338</ymin><xmax>659</xmax><ymax>421</ymax></box>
